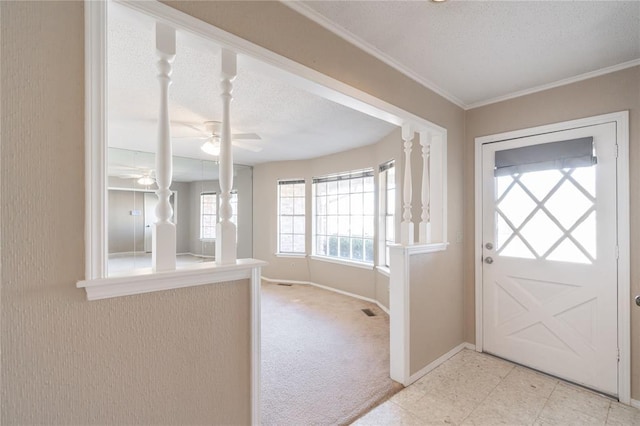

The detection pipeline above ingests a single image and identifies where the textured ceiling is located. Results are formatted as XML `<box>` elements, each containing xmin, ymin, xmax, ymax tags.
<box><xmin>107</xmin><ymin>2</ymin><xmax>396</xmax><ymax>169</ymax></box>
<box><xmin>290</xmin><ymin>0</ymin><xmax>640</xmax><ymax>108</ymax></box>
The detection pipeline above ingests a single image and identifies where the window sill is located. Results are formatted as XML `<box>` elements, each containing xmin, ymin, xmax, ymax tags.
<box><xmin>275</xmin><ymin>253</ymin><xmax>307</xmax><ymax>258</ymax></box>
<box><xmin>308</xmin><ymin>255</ymin><xmax>373</xmax><ymax>270</ymax></box>
<box><xmin>376</xmin><ymin>266</ymin><xmax>391</xmax><ymax>277</ymax></box>
<box><xmin>199</xmin><ymin>238</ymin><xmax>216</xmax><ymax>242</ymax></box>
<box><xmin>77</xmin><ymin>258</ymin><xmax>267</xmax><ymax>301</ymax></box>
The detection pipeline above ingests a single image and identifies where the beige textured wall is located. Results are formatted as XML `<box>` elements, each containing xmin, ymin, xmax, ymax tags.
<box><xmin>1</xmin><ymin>2</ymin><xmax>251</xmax><ymax>424</ymax></box>
<box><xmin>410</xmin><ymin>251</ymin><xmax>465</xmax><ymax>375</ymax></box>
<box><xmin>464</xmin><ymin>66</ymin><xmax>640</xmax><ymax>399</ymax></box>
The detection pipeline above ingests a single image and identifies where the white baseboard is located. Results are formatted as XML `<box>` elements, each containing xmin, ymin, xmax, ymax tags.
<box><xmin>406</xmin><ymin>342</ymin><xmax>471</xmax><ymax>385</ymax></box>
<box><xmin>109</xmin><ymin>251</ymin><xmax>147</xmax><ymax>257</ymax></box>
<box><xmin>261</xmin><ymin>276</ymin><xmax>390</xmax><ymax>315</ymax></box>
<box><xmin>464</xmin><ymin>342</ymin><xmax>477</xmax><ymax>351</ymax></box>
<box><xmin>631</xmin><ymin>398</ymin><xmax>640</xmax><ymax>409</ymax></box>
<box><xmin>184</xmin><ymin>252</ymin><xmax>215</xmax><ymax>259</ymax></box>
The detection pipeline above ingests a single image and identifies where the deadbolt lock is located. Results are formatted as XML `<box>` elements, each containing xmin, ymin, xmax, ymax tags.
<box><xmin>635</xmin><ymin>295</ymin><xmax>640</xmax><ymax>307</ymax></box>
<box><xmin>485</xmin><ymin>242</ymin><xmax>494</xmax><ymax>250</ymax></box>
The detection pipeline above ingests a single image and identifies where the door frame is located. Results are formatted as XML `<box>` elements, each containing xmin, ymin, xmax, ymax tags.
<box><xmin>473</xmin><ymin>111</ymin><xmax>630</xmax><ymax>404</ymax></box>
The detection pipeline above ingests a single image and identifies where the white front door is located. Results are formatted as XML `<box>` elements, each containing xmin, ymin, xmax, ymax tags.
<box><xmin>481</xmin><ymin>122</ymin><xmax>618</xmax><ymax>396</ymax></box>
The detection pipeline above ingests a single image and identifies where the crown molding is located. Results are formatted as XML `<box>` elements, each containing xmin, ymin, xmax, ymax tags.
<box><xmin>284</xmin><ymin>2</ymin><xmax>640</xmax><ymax>112</ymax></box>
<box><xmin>463</xmin><ymin>58</ymin><xmax>640</xmax><ymax>110</ymax></box>
<box><xmin>282</xmin><ymin>1</ymin><xmax>467</xmax><ymax>110</ymax></box>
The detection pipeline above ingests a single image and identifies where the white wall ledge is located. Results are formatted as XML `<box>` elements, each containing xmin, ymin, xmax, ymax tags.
<box><xmin>275</xmin><ymin>253</ymin><xmax>307</xmax><ymax>258</ymax></box>
<box><xmin>77</xmin><ymin>258</ymin><xmax>267</xmax><ymax>301</ymax></box>
<box><xmin>388</xmin><ymin>242</ymin><xmax>449</xmax><ymax>255</ymax></box>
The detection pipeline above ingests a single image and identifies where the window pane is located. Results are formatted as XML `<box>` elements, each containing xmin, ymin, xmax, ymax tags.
<box><xmin>280</xmin><ymin>216</ymin><xmax>293</xmax><ymax>234</ymax></box>
<box><xmin>365</xmin><ymin>239</ymin><xmax>374</xmax><ymax>262</ymax></box>
<box><xmin>280</xmin><ymin>235</ymin><xmax>293</xmax><ymax>253</ymax></box>
<box><xmin>316</xmin><ymin>216</ymin><xmax>327</xmax><ymax>235</ymax></box>
<box><xmin>386</xmin><ymin>190</ymin><xmax>395</xmax><ymax>213</ymax></box>
<box><xmin>350</xmin><ymin>177</ymin><xmax>363</xmax><ymax>193</ymax></box>
<box><xmin>364</xmin><ymin>216</ymin><xmax>374</xmax><ymax>237</ymax></box>
<box><xmin>327</xmin><ymin>216</ymin><xmax>338</xmax><ymax>235</ymax></box>
<box><xmin>364</xmin><ymin>176</ymin><xmax>374</xmax><ymax>192</ymax></box>
<box><xmin>350</xmin><ymin>193</ymin><xmax>363</xmax><ymax>215</ymax></box>
<box><xmin>317</xmin><ymin>196</ymin><xmax>327</xmax><ymax>215</ymax></box>
<box><xmin>293</xmin><ymin>235</ymin><xmax>306</xmax><ymax>253</ymax></box>
<box><xmin>280</xmin><ymin>184</ymin><xmax>294</xmax><ymax>197</ymax></box>
<box><xmin>327</xmin><ymin>195</ymin><xmax>338</xmax><ymax>214</ymax></box>
<box><xmin>339</xmin><ymin>237</ymin><xmax>350</xmax><ymax>258</ymax></box>
<box><xmin>327</xmin><ymin>181</ymin><xmax>338</xmax><ymax>196</ymax></box>
<box><xmin>386</xmin><ymin>216</ymin><xmax>395</xmax><ymax>242</ymax></box>
<box><xmin>338</xmin><ymin>194</ymin><xmax>349</xmax><ymax>214</ymax></box>
<box><xmin>316</xmin><ymin>236</ymin><xmax>327</xmax><ymax>255</ymax></box>
<box><xmin>352</xmin><ymin>238</ymin><xmax>363</xmax><ymax>260</ymax></box>
<box><xmin>293</xmin><ymin>216</ymin><xmax>305</xmax><ymax>234</ymax></box>
<box><xmin>280</xmin><ymin>197</ymin><xmax>294</xmax><ymax>215</ymax></box>
<box><xmin>279</xmin><ymin>181</ymin><xmax>305</xmax><ymax>254</ymax></box>
<box><xmin>350</xmin><ymin>215</ymin><xmax>363</xmax><ymax>237</ymax></box>
<box><xmin>338</xmin><ymin>180</ymin><xmax>350</xmax><ymax>194</ymax></box>
<box><xmin>293</xmin><ymin>183</ymin><xmax>305</xmax><ymax>197</ymax></box>
<box><xmin>338</xmin><ymin>215</ymin><xmax>350</xmax><ymax>236</ymax></box>
<box><xmin>316</xmin><ymin>182</ymin><xmax>327</xmax><ymax>196</ymax></box>
<box><xmin>293</xmin><ymin>197</ymin><xmax>305</xmax><ymax>215</ymax></box>
<box><xmin>328</xmin><ymin>236</ymin><xmax>338</xmax><ymax>256</ymax></box>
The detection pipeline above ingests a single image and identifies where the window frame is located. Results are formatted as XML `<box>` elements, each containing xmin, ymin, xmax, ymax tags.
<box><xmin>199</xmin><ymin>192</ymin><xmax>217</xmax><ymax>241</ymax></box>
<box><xmin>378</xmin><ymin>160</ymin><xmax>396</xmax><ymax>267</ymax></box>
<box><xmin>277</xmin><ymin>179</ymin><xmax>307</xmax><ymax>256</ymax></box>
<box><xmin>312</xmin><ymin>168</ymin><xmax>376</xmax><ymax>266</ymax></box>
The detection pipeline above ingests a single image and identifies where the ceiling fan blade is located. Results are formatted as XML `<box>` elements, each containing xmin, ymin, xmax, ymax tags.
<box><xmin>231</xmin><ymin>133</ymin><xmax>261</xmax><ymax>140</ymax></box>
<box><xmin>233</xmin><ymin>140</ymin><xmax>263</xmax><ymax>152</ymax></box>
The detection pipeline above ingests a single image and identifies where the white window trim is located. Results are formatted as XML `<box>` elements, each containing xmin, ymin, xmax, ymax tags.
<box><xmin>312</xmin><ymin>169</ymin><xmax>376</xmax><ymax>265</ymax></box>
<box><xmin>199</xmin><ymin>192</ymin><xmax>217</xmax><ymax>241</ymax></box>
<box><xmin>276</xmin><ymin>179</ymin><xmax>306</xmax><ymax>255</ymax></box>
<box><xmin>377</xmin><ymin>160</ymin><xmax>395</xmax><ymax>267</ymax></box>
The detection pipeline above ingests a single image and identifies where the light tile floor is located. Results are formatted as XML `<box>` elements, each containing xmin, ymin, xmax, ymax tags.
<box><xmin>353</xmin><ymin>349</ymin><xmax>640</xmax><ymax>426</ymax></box>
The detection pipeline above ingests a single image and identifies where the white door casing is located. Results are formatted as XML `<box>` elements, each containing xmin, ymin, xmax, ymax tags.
<box><xmin>482</xmin><ymin>122</ymin><xmax>618</xmax><ymax>395</ymax></box>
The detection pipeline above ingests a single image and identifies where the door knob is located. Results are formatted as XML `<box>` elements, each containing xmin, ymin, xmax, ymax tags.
<box><xmin>635</xmin><ymin>295</ymin><xmax>640</xmax><ymax>307</ymax></box>
<box><xmin>485</xmin><ymin>257</ymin><xmax>494</xmax><ymax>264</ymax></box>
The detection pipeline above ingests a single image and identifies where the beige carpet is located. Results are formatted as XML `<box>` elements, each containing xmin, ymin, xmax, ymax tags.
<box><xmin>261</xmin><ymin>282</ymin><xmax>402</xmax><ymax>425</ymax></box>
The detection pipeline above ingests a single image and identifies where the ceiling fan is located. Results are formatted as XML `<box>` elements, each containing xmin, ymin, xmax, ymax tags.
<box><xmin>108</xmin><ymin>163</ymin><xmax>155</xmax><ymax>185</ymax></box>
<box><xmin>174</xmin><ymin>120</ymin><xmax>263</xmax><ymax>155</ymax></box>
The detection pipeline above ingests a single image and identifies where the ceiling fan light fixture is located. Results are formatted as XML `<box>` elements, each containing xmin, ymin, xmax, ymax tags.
<box><xmin>137</xmin><ymin>175</ymin><xmax>155</xmax><ymax>186</ymax></box>
<box><xmin>201</xmin><ymin>140</ymin><xmax>220</xmax><ymax>156</ymax></box>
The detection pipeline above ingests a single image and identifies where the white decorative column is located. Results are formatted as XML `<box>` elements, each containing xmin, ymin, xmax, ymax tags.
<box><xmin>419</xmin><ymin>131</ymin><xmax>431</xmax><ymax>244</ymax></box>
<box><xmin>216</xmin><ymin>49</ymin><xmax>238</xmax><ymax>264</ymax></box>
<box><xmin>401</xmin><ymin>123</ymin><xmax>414</xmax><ymax>245</ymax></box>
<box><xmin>152</xmin><ymin>23</ymin><xmax>176</xmax><ymax>272</ymax></box>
